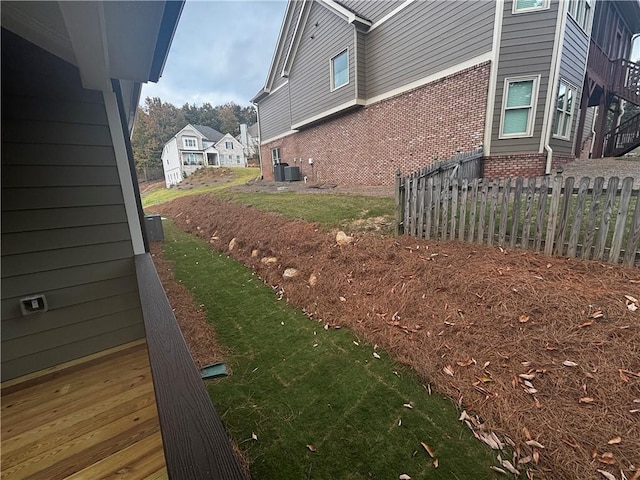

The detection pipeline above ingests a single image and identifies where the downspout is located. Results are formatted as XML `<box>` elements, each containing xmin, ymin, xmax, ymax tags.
<box><xmin>254</xmin><ymin>102</ymin><xmax>264</xmax><ymax>179</ymax></box>
<box><xmin>543</xmin><ymin>2</ymin><xmax>569</xmax><ymax>175</ymax></box>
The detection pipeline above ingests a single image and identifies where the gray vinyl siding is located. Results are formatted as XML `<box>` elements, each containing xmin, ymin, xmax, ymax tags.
<box><xmin>338</xmin><ymin>0</ymin><xmax>401</xmax><ymax>22</ymax></box>
<box><xmin>550</xmin><ymin>15</ymin><xmax>589</xmax><ymax>154</ymax></box>
<box><xmin>259</xmin><ymin>84</ymin><xmax>292</xmax><ymax>141</ymax></box>
<box><xmin>365</xmin><ymin>0</ymin><xmax>494</xmax><ymax>99</ymax></box>
<box><xmin>356</xmin><ymin>31</ymin><xmax>366</xmax><ymax>99</ymax></box>
<box><xmin>272</xmin><ymin>0</ymin><xmax>304</xmax><ymax>90</ymax></box>
<box><xmin>1</xmin><ymin>30</ymin><xmax>144</xmax><ymax>381</ymax></box>
<box><xmin>289</xmin><ymin>1</ymin><xmax>355</xmax><ymax>126</ymax></box>
<box><xmin>490</xmin><ymin>0</ymin><xmax>559</xmax><ymax>154</ymax></box>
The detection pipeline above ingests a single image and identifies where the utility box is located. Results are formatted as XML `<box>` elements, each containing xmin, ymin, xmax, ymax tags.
<box><xmin>145</xmin><ymin>214</ymin><xmax>164</xmax><ymax>241</ymax></box>
<box><xmin>273</xmin><ymin>163</ymin><xmax>289</xmax><ymax>182</ymax></box>
<box><xmin>284</xmin><ymin>166</ymin><xmax>301</xmax><ymax>182</ymax></box>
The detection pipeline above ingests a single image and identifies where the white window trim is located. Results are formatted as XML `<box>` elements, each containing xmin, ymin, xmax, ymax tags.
<box><xmin>330</xmin><ymin>48</ymin><xmax>349</xmax><ymax>92</ymax></box>
<box><xmin>552</xmin><ymin>80</ymin><xmax>577</xmax><ymax>141</ymax></box>
<box><xmin>183</xmin><ymin>136</ymin><xmax>197</xmax><ymax>149</ymax></box>
<box><xmin>512</xmin><ymin>0</ymin><xmax>550</xmax><ymax>14</ymax></box>
<box><xmin>498</xmin><ymin>75</ymin><xmax>541</xmax><ymax>139</ymax></box>
<box><xmin>271</xmin><ymin>147</ymin><xmax>281</xmax><ymax>164</ymax></box>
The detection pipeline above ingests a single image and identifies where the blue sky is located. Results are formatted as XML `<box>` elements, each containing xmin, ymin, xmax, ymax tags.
<box><xmin>141</xmin><ymin>0</ymin><xmax>287</xmax><ymax>107</ymax></box>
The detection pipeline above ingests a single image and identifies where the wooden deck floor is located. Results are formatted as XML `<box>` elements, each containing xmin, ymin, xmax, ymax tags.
<box><xmin>1</xmin><ymin>340</ymin><xmax>167</xmax><ymax>480</ymax></box>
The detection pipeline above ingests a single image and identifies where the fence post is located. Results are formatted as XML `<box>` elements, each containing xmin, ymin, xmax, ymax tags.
<box><xmin>623</xmin><ymin>190</ymin><xmax>640</xmax><ymax>266</ymax></box>
<box><xmin>394</xmin><ymin>170</ymin><xmax>402</xmax><ymax>236</ymax></box>
<box><xmin>545</xmin><ymin>175</ymin><xmax>563</xmax><ymax>255</ymax></box>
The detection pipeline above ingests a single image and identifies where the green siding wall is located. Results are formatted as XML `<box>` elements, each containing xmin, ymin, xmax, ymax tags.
<box><xmin>1</xmin><ymin>29</ymin><xmax>144</xmax><ymax>381</ymax></box>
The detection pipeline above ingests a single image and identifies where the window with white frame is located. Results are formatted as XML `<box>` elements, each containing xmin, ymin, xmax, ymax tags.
<box><xmin>500</xmin><ymin>76</ymin><xmax>539</xmax><ymax>138</ymax></box>
<box><xmin>568</xmin><ymin>0</ymin><xmax>592</xmax><ymax>30</ymax></box>
<box><xmin>553</xmin><ymin>81</ymin><xmax>576</xmax><ymax>140</ymax></box>
<box><xmin>225</xmin><ymin>141</ymin><xmax>233</xmax><ymax>149</ymax></box>
<box><xmin>185</xmin><ymin>153</ymin><xmax>198</xmax><ymax>164</ymax></box>
<box><xmin>513</xmin><ymin>0</ymin><xmax>549</xmax><ymax>13</ymax></box>
<box><xmin>183</xmin><ymin>136</ymin><xmax>197</xmax><ymax>148</ymax></box>
<box><xmin>236</xmin><ymin>155</ymin><xmax>241</xmax><ymax>164</ymax></box>
<box><xmin>331</xmin><ymin>50</ymin><xmax>349</xmax><ymax>90</ymax></box>
<box><xmin>271</xmin><ymin>147</ymin><xmax>281</xmax><ymax>164</ymax></box>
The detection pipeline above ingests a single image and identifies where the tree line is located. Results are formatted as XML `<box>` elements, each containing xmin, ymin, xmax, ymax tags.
<box><xmin>132</xmin><ymin>97</ymin><xmax>257</xmax><ymax>181</ymax></box>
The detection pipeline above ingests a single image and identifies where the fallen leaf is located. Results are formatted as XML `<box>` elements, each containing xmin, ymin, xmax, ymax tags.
<box><xmin>518</xmin><ymin>456</ymin><xmax>532</xmax><ymax>465</ymax></box>
<box><xmin>628</xmin><ymin>303</ymin><xmax>638</xmax><ymax>312</ymax></box>
<box><xmin>625</xmin><ymin>294</ymin><xmax>638</xmax><ymax>303</ymax></box>
<box><xmin>519</xmin><ymin>315</ymin><xmax>530</xmax><ymax>323</ymax></box>
<box><xmin>532</xmin><ymin>449</ymin><xmax>540</xmax><ymax>464</ymax></box>
<box><xmin>457</xmin><ymin>359</ymin><xmax>474</xmax><ymax>367</ymax></box>
<box><xmin>306</xmin><ymin>444</ymin><xmax>317</xmax><ymax>452</ymax></box>
<box><xmin>597</xmin><ymin>470</ymin><xmax>617</xmax><ymax>480</ymax></box>
<box><xmin>403</xmin><ymin>403</ymin><xmax>413</xmax><ymax>409</ymax></box>
<box><xmin>608</xmin><ymin>437</ymin><xmax>622</xmax><ymax>445</ymax></box>
<box><xmin>373</xmin><ymin>352</ymin><xmax>381</xmax><ymax>359</ymax></box>
<box><xmin>353</xmin><ymin>341</ymin><xmax>359</xmax><ymax>346</ymax></box>
<box><xmin>443</xmin><ymin>365</ymin><xmax>455</xmax><ymax>376</ymax></box>
<box><xmin>563</xmin><ymin>360</ymin><xmax>579</xmax><ymax>367</ymax></box>
<box><xmin>525</xmin><ymin>440</ymin><xmax>545</xmax><ymax>449</ymax></box>
<box><xmin>579</xmin><ymin>397</ymin><xmax>595</xmax><ymax>404</ymax></box>
<box><xmin>519</xmin><ymin>373</ymin><xmax>536</xmax><ymax>380</ymax></box>
<box><xmin>501</xmin><ymin>459</ymin><xmax>520</xmax><ymax>475</ymax></box>
<box><xmin>523</xmin><ymin>426</ymin><xmax>532</xmax><ymax>440</ymax></box>
<box><xmin>490</xmin><ymin>466</ymin><xmax>508</xmax><ymax>474</ymax></box>
<box><xmin>433</xmin><ymin>458</ymin><xmax>439</xmax><ymax>468</ymax></box>
<box><xmin>421</xmin><ymin>442</ymin><xmax>435</xmax><ymax>458</ymax></box>
<box><xmin>339</xmin><ymin>296</ymin><xmax>346</xmax><ymax>302</ymax></box>
<box><xmin>599</xmin><ymin>452</ymin><xmax>616</xmax><ymax>465</ymax></box>
<box><xmin>399</xmin><ymin>475</ymin><xmax>411</xmax><ymax>480</ymax></box>
<box><xmin>251</xmin><ymin>432</ymin><xmax>258</xmax><ymax>441</ymax></box>
<box><xmin>578</xmin><ymin>320</ymin><xmax>594</xmax><ymax>328</ymax></box>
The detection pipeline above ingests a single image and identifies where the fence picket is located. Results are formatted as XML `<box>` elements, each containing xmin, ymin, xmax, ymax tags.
<box><xmin>609</xmin><ymin>177</ymin><xmax>634</xmax><ymax>263</ymax></box>
<box><xmin>521</xmin><ymin>178</ymin><xmax>536</xmax><ymax>249</ymax></box>
<box><xmin>411</xmin><ymin>173</ymin><xmax>419</xmax><ymax>236</ymax></box>
<box><xmin>498</xmin><ymin>177</ymin><xmax>511</xmax><ymax>246</ymax></box>
<box><xmin>395</xmin><ymin>171</ymin><xmax>402</xmax><ymax>235</ymax></box>
<box><xmin>594</xmin><ymin>177</ymin><xmax>619</xmax><ymax>261</ymax></box>
<box><xmin>582</xmin><ymin>177</ymin><xmax>605</xmax><ymax>260</ymax></box>
<box><xmin>623</xmin><ymin>191</ymin><xmax>640</xmax><ymax>266</ymax></box>
<box><xmin>545</xmin><ymin>175</ymin><xmax>563</xmax><ymax>255</ymax></box>
<box><xmin>554</xmin><ymin>176</ymin><xmax>575</xmax><ymax>256</ymax></box>
<box><xmin>567</xmin><ymin>177</ymin><xmax>590</xmax><ymax>258</ymax></box>
<box><xmin>459</xmin><ymin>179</ymin><xmax>468</xmax><ymax>241</ymax></box>
<box><xmin>417</xmin><ymin>169</ymin><xmax>426</xmax><ymax>238</ymax></box>
<box><xmin>425</xmin><ymin>177</ymin><xmax>434</xmax><ymax>239</ymax></box>
<box><xmin>534</xmin><ymin>176</ymin><xmax>549</xmax><ymax>252</ymax></box>
<box><xmin>468</xmin><ymin>179</ymin><xmax>479</xmax><ymax>242</ymax></box>
<box><xmin>487</xmin><ymin>178</ymin><xmax>499</xmax><ymax>246</ymax></box>
<box><xmin>510</xmin><ymin>178</ymin><xmax>523</xmax><ymax>248</ymax></box>
<box><xmin>404</xmin><ymin>175</ymin><xmax>411</xmax><ymax>236</ymax></box>
<box><xmin>450</xmin><ymin>178</ymin><xmax>459</xmax><ymax>240</ymax></box>
<box><xmin>441</xmin><ymin>177</ymin><xmax>450</xmax><ymax>241</ymax></box>
<box><xmin>433</xmin><ymin>176</ymin><xmax>442</xmax><ymax>239</ymax></box>
<box><xmin>477</xmin><ymin>180</ymin><xmax>490</xmax><ymax>245</ymax></box>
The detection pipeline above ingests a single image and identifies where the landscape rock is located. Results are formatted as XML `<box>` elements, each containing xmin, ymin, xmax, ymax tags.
<box><xmin>228</xmin><ymin>238</ymin><xmax>237</xmax><ymax>251</ymax></box>
<box><xmin>336</xmin><ymin>231</ymin><xmax>354</xmax><ymax>245</ymax></box>
<box><xmin>251</xmin><ymin>249</ymin><xmax>259</xmax><ymax>258</ymax></box>
<box><xmin>309</xmin><ymin>273</ymin><xmax>318</xmax><ymax>286</ymax></box>
<box><xmin>283</xmin><ymin>268</ymin><xmax>299</xmax><ymax>279</ymax></box>
<box><xmin>261</xmin><ymin>257</ymin><xmax>278</xmax><ymax>265</ymax></box>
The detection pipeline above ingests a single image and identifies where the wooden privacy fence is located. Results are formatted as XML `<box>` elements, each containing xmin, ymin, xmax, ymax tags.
<box><xmin>395</xmin><ymin>173</ymin><xmax>640</xmax><ymax>266</ymax></box>
<box><xmin>417</xmin><ymin>147</ymin><xmax>483</xmax><ymax>185</ymax></box>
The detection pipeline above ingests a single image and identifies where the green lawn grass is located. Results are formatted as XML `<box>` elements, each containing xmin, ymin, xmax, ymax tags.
<box><xmin>142</xmin><ymin>167</ymin><xmax>260</xmax><ymax>208</ymax></box>
<box><xmin>162</xmin><ymin>220</ymin><xmax>502</xmax><ymax>479</ymax></box>
<box><xmin>219</xmin><ymin>191</ymin><xmax>394</xmax><ymax>229</ymax></box>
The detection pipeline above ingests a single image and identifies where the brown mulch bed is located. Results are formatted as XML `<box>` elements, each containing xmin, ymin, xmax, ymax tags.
<box><xmin>151</xmin><ymin>194</ymin><xmax>640</xmax><ymax>480</ymax></box>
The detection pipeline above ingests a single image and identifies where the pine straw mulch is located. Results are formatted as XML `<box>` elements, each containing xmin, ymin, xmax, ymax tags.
<box><xmin>150</xmin><ymin>194</ymin><xmax>640</xmax><ymax>480</ymax></box>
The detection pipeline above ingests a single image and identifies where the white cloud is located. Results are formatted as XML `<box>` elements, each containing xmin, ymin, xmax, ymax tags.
<box><xmin>141</xmin><ymin>0</ymin><xmax>287</xmax><ymax>107</ymax></box>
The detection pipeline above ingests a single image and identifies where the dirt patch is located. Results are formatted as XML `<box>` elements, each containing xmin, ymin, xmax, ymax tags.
<box><xmin>230</xmin><ymin>178</ymin><xmax>394</xmax><ymax>197</ymax></box>
<box><xmin>151</xmin><ymin>195</ymin><xmax>640</xmax><ymax>480</ymax></box>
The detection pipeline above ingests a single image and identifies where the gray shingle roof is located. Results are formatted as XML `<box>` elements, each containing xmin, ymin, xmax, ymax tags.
<box><xmin>192</xmin><ymin>124</ymin><xmax>224</xmax><ymax>142</ymax></box>
<box><xmin>247</xmin><ymin>123</ymin><xmax>259</xmax><ymax>138</ymax></box>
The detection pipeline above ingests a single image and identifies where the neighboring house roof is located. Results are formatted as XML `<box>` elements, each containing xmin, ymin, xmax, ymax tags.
<box><xmin>192</xmin><ymin>124</ymin><xmax>225</xmax><ymax>142</ymax></box>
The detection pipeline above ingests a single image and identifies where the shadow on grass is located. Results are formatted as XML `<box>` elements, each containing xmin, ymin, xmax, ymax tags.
<box><xmin>162</xmin><ymin>220</ymin><xmax>502</xmax><ymax>480</ymax></box>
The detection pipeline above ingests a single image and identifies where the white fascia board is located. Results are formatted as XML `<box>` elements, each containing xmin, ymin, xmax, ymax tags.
<box><xmin>266</xmin><ymin>0</ymin><xmax>296</xmax><ymax>90</ymax></box>
<box><xmin>59</xmin><ymin>1</ymin><xmax>111</xmax><ymax>91</ymax></box>
<box><xmin>281</xmin><ymin>0</ymin><xmax>311</xmax><ymax>78</ymax></box>
<box><xmin>319</xmin><ymin>0</ymin><xmax>372</xmax><ymax>27</ymax></box>
<box><xmin>103</xmin><ymin>88</ymin><xmax>145</xmax><ymax>255</ymax></box>
<box><xmin>291</xmin><ymin>98</ymin><xmax>364</xmax><ymax>130</ymax></box>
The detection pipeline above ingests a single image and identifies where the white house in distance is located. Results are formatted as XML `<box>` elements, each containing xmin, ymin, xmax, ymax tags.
<box><xmin>162</xmin><ymin>123</ymin><xmax>247</xmax><ymax>187</ymax></box>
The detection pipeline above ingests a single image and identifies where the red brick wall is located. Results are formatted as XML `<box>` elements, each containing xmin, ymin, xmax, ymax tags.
<box><xmin>483</xmin><ymin>153</ymin><xmax>575</xmax><ymax>178</ymax></box>
<box><xmin>260</xmin><ymin>62</ymin><xmax>490</xmax><ymax>185</ymax></box>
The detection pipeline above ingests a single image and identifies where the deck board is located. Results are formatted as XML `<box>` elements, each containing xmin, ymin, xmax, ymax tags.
<box><xmin>1</xmin><ymin>341</ymin><xmax>167</xmax><ymax>480</ymax></box>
